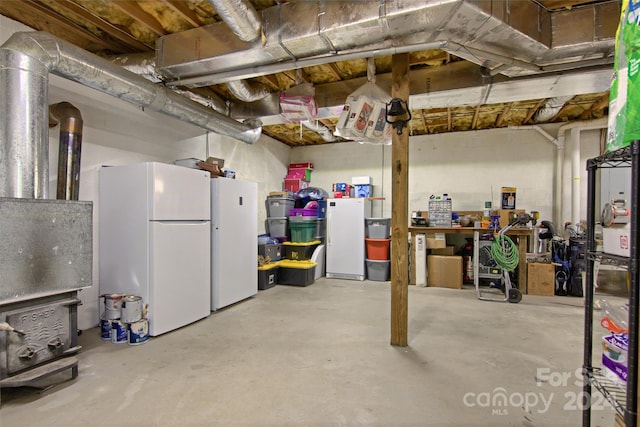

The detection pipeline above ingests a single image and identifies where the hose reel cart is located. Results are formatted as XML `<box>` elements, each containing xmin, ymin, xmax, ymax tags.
<box><xmin>473</xmin><ymin>213</ymin><xmax>532</xmax><ymax>303</ymax></box>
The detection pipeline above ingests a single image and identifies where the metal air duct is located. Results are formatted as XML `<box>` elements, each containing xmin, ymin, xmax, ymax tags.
<box><xmin>0</xmin><ymin>32</ymin><xmax>261</xmax><ymax>198</ymax></box>
<box><xmin>301</xmin><ymin>120</ymin><xmax>339</xmax><ymax>143</ymax></box>
<box><xmin>49</xmin><ymin>102</ymin><xmax>83</xmax><ymax>201</ymax></box>
<box><xmin>207</xmin><ymin>0</ymin><xmax>262</xmax><ymax>43</ymax></box>
<box><xmin>226</xmin><ymin>80</ymin><xmax>271</xmax><ymax>102</ymax></box>
<box><xmin>158</xmin><ymin>0</ymin><xmax>616</xmax><ymax>88</ymax></box>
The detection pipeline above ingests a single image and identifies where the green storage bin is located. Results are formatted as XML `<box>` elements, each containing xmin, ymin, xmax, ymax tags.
<box><xmin>289</xmin><ymin>217</ymin><xmax>317</xmax><ymax>243</ymax></box>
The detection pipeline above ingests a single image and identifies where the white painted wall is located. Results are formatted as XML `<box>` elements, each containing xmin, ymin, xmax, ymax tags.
<box><xmin>291</xmin><ymin>125</ymin><xmax>604</xmax><ymax>226</ymax></box>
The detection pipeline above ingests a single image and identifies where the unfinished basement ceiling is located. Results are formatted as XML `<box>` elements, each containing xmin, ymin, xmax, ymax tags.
<box><xmin>0</xmin><ymin>0</ymin><xmax>619</xmax><ymax>147</ymax></box>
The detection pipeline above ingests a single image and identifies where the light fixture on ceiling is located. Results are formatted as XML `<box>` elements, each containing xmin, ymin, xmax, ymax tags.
<box><xmin>385</xmin><ymin>98</ymin><xmax>412</xmax><ymax>135</ymax></box>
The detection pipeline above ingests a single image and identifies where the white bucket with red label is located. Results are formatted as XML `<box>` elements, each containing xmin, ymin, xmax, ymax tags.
<box><xmin>102</xmin><ymin>294</ymin><xmax>126</xmax><ymax>311</ymax></box>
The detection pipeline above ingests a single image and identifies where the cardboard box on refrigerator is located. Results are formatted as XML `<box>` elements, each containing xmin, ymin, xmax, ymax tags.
<box><xmin>427</xmin><ymin>255</ymin><xmax>462</xmax><ymax>289</ymax></box>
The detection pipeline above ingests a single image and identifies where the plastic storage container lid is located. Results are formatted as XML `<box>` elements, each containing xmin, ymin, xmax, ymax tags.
<box><xmin>278</xmin><ymin>260</ymin><xmax>317</xmax><ymax>269</ymax></box>
<box><xmin>283</xmin><ymin>240</ymin><xmax>321</xmax><ymax>246</ymax></box>
<box><xmin>289</xmin><ymin>215</ymin><xmax>318</xmax><ymax>222</ymax></box>
<box><xmin>258</xmin><ymin>262</ymin><xmax>280</xmax><ymax>271</ymax></box>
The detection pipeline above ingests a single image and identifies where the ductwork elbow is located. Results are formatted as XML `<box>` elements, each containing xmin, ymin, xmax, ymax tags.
<box><xmin>2</xmin><ymin>31</ymin><xmax>262</xmax><ymax>147</ymax></box>
<box><xmin>207</xmin><ymin>0</ymin><xmax>263</xmax><ymax>43</ymax></box>
<box><xmin>301</xmin><ymin>120</ymin><xmax>338</xmax><ymax>142</ymax></box>
<box><xmin>226</xmin><ymin>80</ymin><xmax>271</xmax><ymax>102</ymax></box>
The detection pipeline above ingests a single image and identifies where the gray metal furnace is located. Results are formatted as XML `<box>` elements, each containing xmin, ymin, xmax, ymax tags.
<box><xmin>0</xmin><ymin>198</ymin><xmax>92</xmax><ymax>388</ymax></box>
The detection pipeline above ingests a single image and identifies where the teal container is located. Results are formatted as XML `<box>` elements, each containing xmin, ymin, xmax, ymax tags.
<box><xmin>289</xmin><ymin>216</ymin><xmax>317</xmax><ymax>243</ymax></box>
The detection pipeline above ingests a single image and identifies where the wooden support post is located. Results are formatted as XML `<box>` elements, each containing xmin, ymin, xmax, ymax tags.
<box><xmin>390</xmin><ymin>53</ymin><xmax>409</xmax><ymax>347</ymax></box>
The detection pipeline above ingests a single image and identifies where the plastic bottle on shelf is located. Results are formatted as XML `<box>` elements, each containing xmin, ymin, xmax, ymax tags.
<box><xmin>598</xmin><ymin>299</ymin><xmax>629</xmax><ymax>334</ymax></box>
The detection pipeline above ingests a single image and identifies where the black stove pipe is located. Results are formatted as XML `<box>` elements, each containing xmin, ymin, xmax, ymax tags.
<box><xmin>49</xmin><ymin>102</ymin><xmax>83</xmax><ymax>201</ymax></box>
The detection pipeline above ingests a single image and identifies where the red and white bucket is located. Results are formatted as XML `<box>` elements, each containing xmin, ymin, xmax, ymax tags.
<box><xmin>102</xmin><ymin>293</ymin><xmax>125</xmax><ymax>310</ymax></box>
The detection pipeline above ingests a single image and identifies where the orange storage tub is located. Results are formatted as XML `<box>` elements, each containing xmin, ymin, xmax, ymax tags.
<box><xmin>365</xmin><ymin>238</ymin><xmax>391</xmax><ymax>260</ymax></box>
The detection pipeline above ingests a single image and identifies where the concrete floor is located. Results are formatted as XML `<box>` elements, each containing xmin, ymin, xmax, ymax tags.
<box><xmin>0</xmin><ymin>277</ymin><xmax>626</xmax><ymax>427</ymax></box>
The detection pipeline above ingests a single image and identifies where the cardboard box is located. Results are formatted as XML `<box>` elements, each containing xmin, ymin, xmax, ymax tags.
<box><xmin>426</xmin><ymin>232</ymin><xmax>446</xmax><ymax>249</ymax></box>
<box><xmin>496</xmin><ymin>209</ymin><xmax>525</xmax><ymax>228</ymax></box>
<box><xmin>501</xmin><ymin>187</ymin><xmax>517</xmax><ymax>209</ymax></box>
<box><xmin>427</xmin><ymin>255</ymin><xmax>462</xmax><ymax>289</ymax></box>
<box><xmin>289</xmin><ymin>162</ymin><xmax>313</xmax><ymax>170</ymax></box>
<box><xmin>603</xmin><ymin>225</ymin><xmax>630</xmax><ymax>257</ymax></box>
<box><xmin>352</xmin><ymin>176</ymin><xmax>372</xmax><ymax>185</ymax></box>
<box><xmin>430</xmin><ymin>246</ymin><xmax>456</xmax><ymax>256</ymax></box>
<box><xmin>527</xmin><ymin>262</ymin><xmax>555</xmax><ymax>296</ymax></box>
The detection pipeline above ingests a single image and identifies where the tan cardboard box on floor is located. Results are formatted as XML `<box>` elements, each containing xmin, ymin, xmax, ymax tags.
<box><xmin>427</xmin><ymin>255</ymin><xmax>462</xmax><ymax>289</ymax></box>
<box><xmin>527</xmin><ymin>262</ymin><xmax>555</xmax><ymax>296</ymax></box>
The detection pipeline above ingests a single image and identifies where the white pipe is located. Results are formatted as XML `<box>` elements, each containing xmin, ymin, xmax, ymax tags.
<box><xmin>556</xmin><ymin>118</ymin><xmax>608</xmax><ymax>226</ymax></box>
<box><xmin>570</xmin><ymin>127</ymin><xmax>581</xmax><ymax>226</ymax></box>
<box><xmin>555</xmin><ymin>133</ymin><xmax>565</xmax><ymax>228</ymax></box>
<box><xmin>509</xmin><ymin>118</ymin><xmax>608</xmax><ymax>227</ymax></box>
<box><xmin>509</xmin><ymin>125</ymin><xmax>564</xmax><ymax>226</ymax></box>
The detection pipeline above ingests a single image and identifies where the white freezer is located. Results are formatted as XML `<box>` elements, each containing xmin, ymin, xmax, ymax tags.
<box><xmin>99</xmin><ymin>162</ymin><xmax>211</xmax><ymax>336</ymax></box>
<box><xmin>325</xmin><ymin>198</ymin><xmax>372</xmax><ymax>280</ymax></box>
<box><xmin>211</xmin><ymin>178</ymin><xmax>258</xmax><ymax>311</ymax></box>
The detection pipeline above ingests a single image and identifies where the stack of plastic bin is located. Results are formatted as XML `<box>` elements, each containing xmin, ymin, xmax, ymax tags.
<box><xmin>278</xmin><ymin>206</ymin><xmax>319</xmax><ymax>286</ymax></box>
<box><xmin>365</xmin><ymin>218</ymin><xmax>391</xmax><ymax>281</ymax></box>
<box><xmin>266</xmin><ymin>194</ymin><xmax>294</xmax><ymax>242</ymax></box>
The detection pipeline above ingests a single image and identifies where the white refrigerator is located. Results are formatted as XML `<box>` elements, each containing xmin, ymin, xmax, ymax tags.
<box><xmin>99</xmin><ymin>162</ymin><xmax>211</xmax><ymax>336</ymax></box>
<box><xmin>326</xmin><ymin>198</ymin><xmax>372</xmax><ymax>280</ymax></box>
<box><xmin>211</xmin><ymin>178</ymin><xmax>257</xmax><ymax>311</ymax></box>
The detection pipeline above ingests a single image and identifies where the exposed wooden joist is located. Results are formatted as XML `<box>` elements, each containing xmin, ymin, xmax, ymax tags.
<box><xmin>258</xmin><ymin>74</ymin><xmax>281</xmax><ymax>91</ymax></box>
<box><xmin>326</xmin><ymin>63</ymin><xmax>344</xmax><ymax>81</ymax></box>
<box><xmin>548</xmin><ymin>99</ymin><xmax>574</xmax><ymax>122</ymax></box>
<box><xmin>591</xmin><ymin>93</ymin><xmax>611</xmax><ymax>111</ymax></box>
<box><xmin>524</xmin><ymin>99</ymin><xmax>548</xmax><ymax>124</ymax></box>
<box><xmin>0</xmin><ymin>0</ymin><xmax>116</xmax><ymax>52</ymax></box>
<box><xmin>495</xmin><ymin>103</ymin><xmax>513</xmax><ymax>127</ymax></box>
<box><xmin>471</xmin><ymin>104</ymin><xmax>482</xmax><ymax>129</ymax></box>
<box><xmin>165</xmin><ymin>0</ymin><xmax>205</xmax><ymax>27</ymax></box>
<box><xmin>419</xmin><ymin>110</ymin><xmax>428</xmax><ymax>133</ymax></box>
<box><xmin>52</xmin><ymin>0</ymin><xmax>153</xmax><ymax>52</ymax></box>
<box><xmin>282</xmin><ymin>69</ymin><xmax>311</xmax><ymax>85</ymax></box>
<box><xmin>390</xmin><ymin>53</ymin><xmax>409</xmax><ymax>348</ymax></box>
<box><xmin>111</xmin><ymin>1</ymin><xmax>167</xmax><ymax>36</ymax></box>
<box><xmin>447</xmin><ymin>108</ymin><xmax>452</xmax><ymax>131</ymax></box>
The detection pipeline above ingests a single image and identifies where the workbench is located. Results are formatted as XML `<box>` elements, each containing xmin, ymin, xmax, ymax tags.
<box><xmin>408</xmin><ymin>226</ymin><xmax>532</xmax><ymax>292</ymax></box>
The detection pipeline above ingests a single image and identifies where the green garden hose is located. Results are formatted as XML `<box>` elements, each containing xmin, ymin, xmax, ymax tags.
<box><xmin>490</xmin><ymin>235</ymin><xmax>519</xmax><ymax>272</ymax></box>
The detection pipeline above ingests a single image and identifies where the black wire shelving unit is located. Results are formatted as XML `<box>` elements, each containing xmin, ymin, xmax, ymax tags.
<box><xmin>583</xmin><ymin>141</ymin><xmax>639</xmax><ymax>426</ymax></box>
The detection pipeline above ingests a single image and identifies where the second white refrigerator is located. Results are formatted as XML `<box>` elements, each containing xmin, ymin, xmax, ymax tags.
<box><xmin>326</xmin><ymin>198</ymin><xmax>372</xmax><ymax>280</ymax></box>
<box><xmin>211</xmin><ymin>178</ymin><xmax>258</xmax><ymax>311</ymax></box>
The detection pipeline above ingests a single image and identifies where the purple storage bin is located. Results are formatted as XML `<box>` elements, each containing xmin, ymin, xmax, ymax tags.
<box><xmin>289</xmin><ymin>208</ymin><xmax>317</xmax><ymax>217</ymax></box>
